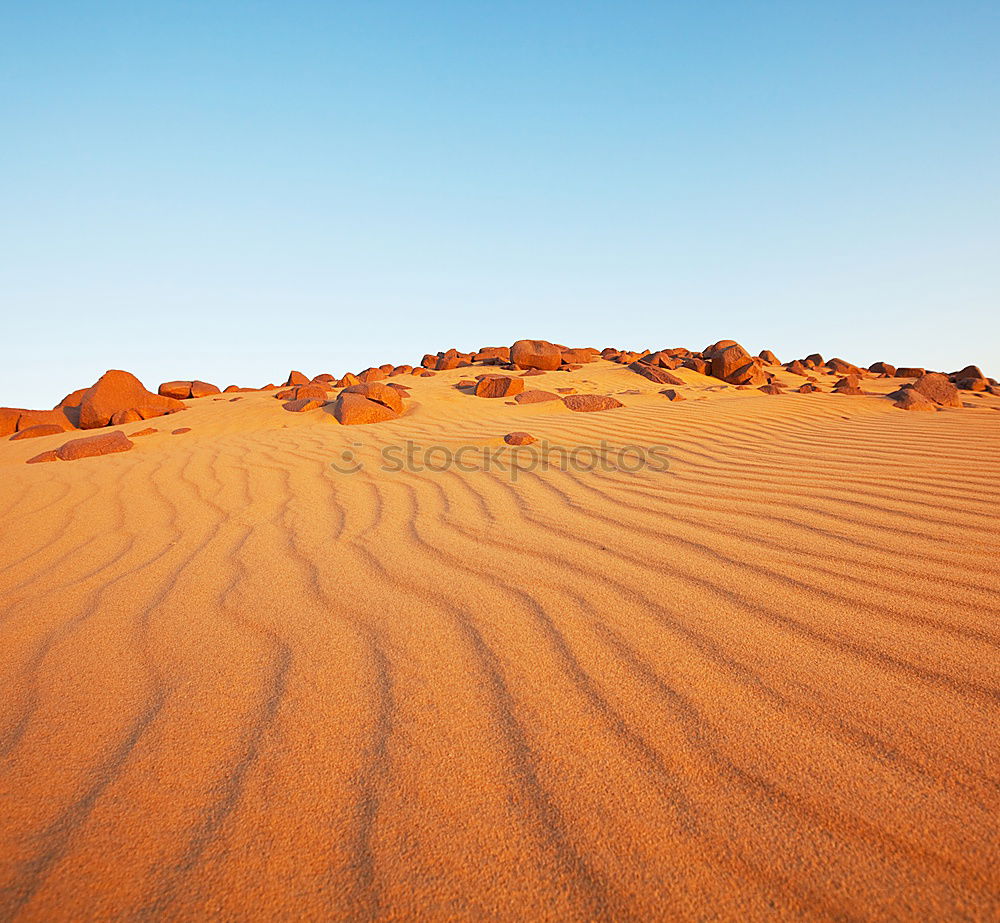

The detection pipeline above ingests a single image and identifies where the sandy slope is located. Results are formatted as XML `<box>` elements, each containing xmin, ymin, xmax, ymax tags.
<box><xmin>1</xmin><ymin>361</ymin><xmax>998</xmax><ymax>921</ymax></box>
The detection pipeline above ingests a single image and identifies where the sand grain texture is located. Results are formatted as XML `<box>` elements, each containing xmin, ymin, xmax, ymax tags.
<box><xmin>1</xmin><ymin>362</ymin><xmax>998</xmax><ymax>920</ymax></box>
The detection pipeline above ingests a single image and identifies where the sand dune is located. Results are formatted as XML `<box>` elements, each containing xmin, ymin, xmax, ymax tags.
<box><xmin>1</xmin><ymin>359</ymin><xmax>998</xmax><ymax>920</ymax></box>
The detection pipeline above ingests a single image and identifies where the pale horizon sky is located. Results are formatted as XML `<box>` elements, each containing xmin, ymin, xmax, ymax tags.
<box><xmin>3</xmin><ymin>0</ymin><xmax>998</xmax><ymax>409</ymax></box>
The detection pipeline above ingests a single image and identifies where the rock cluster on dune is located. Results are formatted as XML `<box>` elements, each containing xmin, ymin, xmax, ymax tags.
<box><xmin>5</xmin><ymin>338</ymin><xmax>997</xmax><ymax>465</ymax></box>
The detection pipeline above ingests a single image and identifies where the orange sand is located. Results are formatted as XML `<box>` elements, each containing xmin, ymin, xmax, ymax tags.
<box><xmin>1</xmin><ymin>361</ymin><xmax>998</xmax><ymax>920</ymax></box>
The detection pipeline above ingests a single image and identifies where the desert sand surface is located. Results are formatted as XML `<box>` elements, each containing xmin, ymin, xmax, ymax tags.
<box><xmin>1</xmin><ymin>353</ymin><xmax>998</xmax><ymax>920</ymax></box>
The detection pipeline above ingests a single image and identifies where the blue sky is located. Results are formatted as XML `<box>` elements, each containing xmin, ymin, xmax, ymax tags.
<box><xmin>3</xmin><ymin>1</ymin><xmax>998</xmax><ymax>407</ymax></box>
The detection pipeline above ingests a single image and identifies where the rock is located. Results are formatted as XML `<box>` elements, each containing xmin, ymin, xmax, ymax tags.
<box><xmin>951</xmin><ymin>365</ymin><xmax>984</xmax><ymax>380</ymax></box>
<box><xmin>511</xmin><ymin>339</ymin><xmax>562</xmax><ymax>371</ymax></box>
<box><xmin>78</xmin><ymin>370</ymin><xmax>185</xmax><ymax>429</ymax></box>
<box><xmin>629</xmin><ymin>362</ymin><xmax>683</xmax><ymax>385</ymax></box>
<box><xmin>514</xmin><ymin>389</ymin><xmax>561</xmax><ymax>404</ymax></box>
<box><xmin>759</xmin><ymin>349</ymin><xmax>780</xmax><ymax>365</ymax></box>
<box><xmin>190</xmin><ymin>380</ymin><xmax>221</xmax><ymax>398</ymax></box>
<box><xmin>869</xmin><ymin>362</ymin><xmax>897</xmax><ymax>376</ymax></box>
<box><xmin>805</xmin><ymin>353</ymin><xmax>824</xmax><ymax>366</ymax></box>
<box><xmin>357</xmin><ymin>367</ymin><xmax>387</xmax><ymax>382</ymax></box>
<box><xmin>159</xmin><ymin>381</ymin><xmax>192</xmax><ymax>399</ymax></box>
<box><xmin>457</xmin><ymin>379</ymin><xmax>476</xmax><ymax>388</ymax></box>
<box><xmin>1</xmin><ymin>407</ymin><xmax>24</xmax><ymax>436</ymax></box>
<box><xmin>912</xmin><ymin>372</ymin><xmax>961</xmax><ymax>407</ymax></box>
<box><xmin>957</xmin><ymin>378</ymin><xmax>989</xmax><ymax>391</ymax></box>
<box><xmin>110</xmin><ymin>409</ymin><xmax>143</xmax><ymax>425</ymax></box>
<box><xmin>275</xmin><ymin>387</ymin><xmax>297</xmax><ymax>400</ymax></box>
<box><xmin>333</xmin><ymin>391</ymin><xmax>400</xmax><ymax>425</ymax></box>
<box><xmin>893</xmin><ymin>389</ymin><xmax>936</xmax><ymax>412</ymax></box>
<box><xmin>313</xmin><ymin>373</ymin><xmax>335</xmax><ymax>383</ymax></box>
<box><xmin>796</xmin><ymin>383</ymin><xmax>820</xmax><ymax>393</ymax></box>
<box><xmin>283</xmin><ymin>398</ymin><xmax>325</xmax><ymax>413</ymax></box>
<box><xmin>661</xmin><ymin>389</ymin><xmax>685</xmax><ymax>401</ymax></box>
<box><xmin>56</xmin><ymin>430</ymin><xmax>134</xmax><ymax>460</ymax></box>
<box><xmin>172</xmin><ymin>428</ymin><xmax>192</xmax><ymax>435</ymax></box>
<box><xmin>785</xmin><ymin>360</ymin><xmax>810</xmax><ymax>376</ymax></box>
<box><xmin>341</xmin><ymin>382</ymin><xmax>405</xmax><ymax>414</ymax></box>
<box><xmin>387</xmin><ymin>382</ymin><xmax>411</xmax><ymax>394</ymax></box>
<box><xmin>420</xmin><ymin>354</ymin><xmax>438</xmax><ymax>369</ymax></box>
<box><xmin>704</xmin><ymin>339</ymin><xmax>739</xmax><ymax>355</ymax></box>
<box><xmin>11</xmin><ymin>424</ymin><xmax>67</xmax><ymax>440</ymax></box>
<box><xmin>337</xmin><ymin>373</ymin><xmax>361</xmax><ymax>387</ymax></box>
<box><xmin>711</xmin><ymin>344</ymin><xmax>766</xmax><ymax>385</ymax></box>
<box><xmin>833</xmin><ymin>374</ymin><xmax>864</xmax><ymax>395</ymax></box>
<box><xmin>561</xmin><ymin>347</ymin><xmax>599</xmax><ymax>365</ymax></box>
<box><xmin>379</xmin><ymin>364</ymin><xmax>395</xmax><ymax>374</ymax></box>
<box><xmin>563</xmin><ymin>394</ymin><xmax>624</xmax><ymax>412</ymax></box>
<box><xmin>758</xmin><ymin>383</ymin><xmax>784</xmax><ymax>395</ymax></box>
<box><xmin>26</xmin><ymin>450</ymin><xmax>60</xmax><ymax>464</ymax></box>
<box><xmin>896</xmin><ymin>367</ymin><xmax>925</xmax><ymax>378</ymax></box>
<box><xmin>475</xmin><ymin>375</ymin><xmax>525</xmax><ymax>398</ymax></box>
<box><xmin>392</xmin><ymin>365</ymin><xmax>413</xmax><ymax>376</ymax></box>
<box><xmin>293</xmin><ymin>384</ymin><xmax>329</xmax><ymax>402</ymax></box>
<box><xmin>286</xmin><ymin>371</ymin><xmax>310</xmax><ymax>386</ymax></box>
<box><xmin>16</xmin><ymin>409</ymin><xmax>75</xmax><ymax>432</ymax></box>
<box><xmin>682</xmin><ymin>358</ymin><xmax>710</xmax><ymax>375</ymax></box>
<box><xmin>504</xmin><ymin>431</ymin><xmax>536</xmax><ymax>445</ymax></box>
<box><xmin>827</xmin><ymin>358</ymin><xmax>861</xmax><ymax>375</ymax></box>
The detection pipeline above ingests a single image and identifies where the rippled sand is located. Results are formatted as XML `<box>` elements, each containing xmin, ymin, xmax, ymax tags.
<box><xmin>1</xmin><ymin>361</ymin><xmax>998</xmax><ymax>920</ymax></box>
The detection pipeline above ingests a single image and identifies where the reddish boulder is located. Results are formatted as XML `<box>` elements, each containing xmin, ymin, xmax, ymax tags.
<box><xmin>514</xmin><ymin>389</ymin><xmax>561</xmax><ymax>404</ymax></box>
<box><xmin>511</xmin><ymin>339</ymin><xmax>562</xmax><ymax>371</ymax></box>
<box><xmin>392</xmin><ymin>365</ymin><xmax>413</xmax><ymax>376</ymax></box>
<box><xmin>796</xmin><ymin>383</ymin><xmax>819</xmax><ymax>393</ymax></box>
<box><xmin>475</xmin><ymin>375</ymin><xmax>525</xmax><ymax>398</ymax></box>
<box><xmin>56</xmin><ymin>430</ymin><xmax>134</xmax><ymax>461</ymax></box>
<box><xmin>951</xmin><ymin>365</ymin><xmax>984</xmax><ymax>380</ymax></box>
<box><xmin>630</xmin><ymin>362</ymin><xmax>683</xmax><ymax>385</ymax></box>
<box><xmin>758</xmin><ymin>383</ymin><xmax>784</xmax><ymax>395</ymax></box>
<box><xmin>682</xmin><ymin>358</ymin><xmax>710</xmax><ymax>375</ymax></box>
<box><xmin>704</xmin><ymin>339</ymin><xmax>739</xmax><ymax>356</ymax></box>
<box><xmin>661</xmin><ymin>389</ymin><xmax>685</xmax><ymax>401</ymax></box>
<box><xmin>26</xmin><ymin>450</ymin><xmax>60</xmax><ymax>464</ymax></box>
<box><xmin>110</xmin><ymin>409</ymin><xmax>143</xmax><ymax>426</ymax></box>
<box><xmin>286</xmin><ymin>371</ymin><xmax>310</xmax><ymax>386</ymax></box>
<box><xmin>711</xmin><ymin>344</ymin><xmax>766</xmax><ymax>385</ymax></box>
<box><xmin>11</xmin><ymin>424</ymin><xmax>66</xmax><ymax>440</ymax></box>
<box><xmin>912</xmin><ymin>372</ymin><xmax>961</xmax><ymax>407</ymax></box>
<box><xmin>190</xmin><ymin>380</ymin><xmax>221</xmax><ymax>398</ymax></box>
<box><xmin>759</xmin><ymin>349</ymin><xmax>780</xmax><ymax>365</ymax></box>
<box><xmin>896</xmin><ymin>367</ymin><xmax>925</xmax><ymax>378</ymax></box>
<box><xmin>563</xmin><ymin>394</ymin><xmax>624</xmax><ymax>412</ymax></box>
<box><xmin>357</xmin><ymin>367</ymin><xmax>387</xmax><ymax>382</ymax></box>
<box><xmin>78</xmin><ymin>371</ymin><xmax>184</xmax><ymax>430</ymax></box>
<box><xmin>958</xmin><ymin>378</ymin><xmax>988</xmax><ymax>391</ymax></box>
<box><xmin>833</xmin><ymin>375</ymin><xmax>864</xmax><ymax>395</ymax></box>
<box><xmin>337</xmin><ymin>373</ymin><xmax>361</xmax><ymax>388</ymax></box>
<box><xmin>893</xmin><ymin>389</ymin><xmax>936</xmax><ymax>412</ymax></box>
<box><xmin>504</xmin><ymin>431</ymin><xmax>536</xmax><ymax>446</ymax></box>
<box><xmin>0</xmin><ymin>407</ymin><xmax>23</xmax><ymax>436</ymax></box>
<box><xmin>869</xmin><ymin>362</ymin><xmax>896</xmax><ymax>376</ymax></box>
<box><xmin>16</xmin><ymin>409</ymin><xmax>75</xmax><ymax>432</ymax></box>
<box><xmin>159</xmin><ymin>381</ymin><xmax>192</xmax><ymax>399</ymax></box>
<box><xmin>827</xmin><ymin>358</ymin><xmax>861</xmax><ymax>375</ymax></box>
<box><xmin>283</xmin><ymin>398</ymin><xmax>325</xmax><ymax>413</ymax></box>
<box><xmin>341</xmin><ymin>382</ymin><xmax>405</xmax><ymax>414</ymax></box>
<box><xmin>333</xmin><ymin>391</ymin><xmax>400</xmax><ymax>425</ymax></box>
<box><xmin>312</xmin><ymin>373</ymin><xmax>335</xmax><ymax>383</ymax></box>
<box><xmin>805</xmin><ymin>353</ymin><xmax>824</xmax><ymax>366</ymax></box>
<box><xmin>785</xmin><ymin>360</ymin><xmax>810</xmax><ymax>376</ymax></box>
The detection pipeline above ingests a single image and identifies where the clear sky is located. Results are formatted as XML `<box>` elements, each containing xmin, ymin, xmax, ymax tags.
<box><xmin>3</xmin><ymin>1</ymin><xmax>998</xmax><ymax>408</ymax></box>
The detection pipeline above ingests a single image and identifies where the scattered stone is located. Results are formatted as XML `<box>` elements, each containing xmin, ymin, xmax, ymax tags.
<box><xmin>833</xmin><ymin>374</ymin><xmax>864</xmax><ymax>395</ymax></box>
<box><xmin>190</xmin><ymin>380</ymin><xmax>221</xmax><ymax>398</ymax></box>
<box><xmin>682</xmin><ymin>358</ymin><xmax>710</xmax><ymax>375</ymax></box>
<box><xmin>504</xmin><ymin>432</ymin><xmax>536</xmax><ymax>445</ymax></box>
<box><xmin>79</xmin><ymin>370</ymin><xmax>185</xmax><ymax>429</ymax></box>
<box><xmin>951</xmin><ymin>365</ymin><xmax>984</xmax><ymax>380</ymax></box>
<box><xmin>511</xmin><ymin>339</ymin><xmax>562</xmax><ymax>370</ymax></box>
<box><xmin>475</xmin><ymin>375</ymin><xmax>525</xmax><ymax>398</ymax></box>
<box><xmin>57</xmin><ymin>430</ymin><xmax>134</xmax><ymax>460</ymax></box>
<box><xmin>562</xmin><ymin>394</ymin><xmax>624</xmax><ymax>412</ymax></box>
<box><xmin>0</xmin><ymin>407</ymin><xmax>23</xmax><ymax>437</ymax></box>
<box><xmin>785</xmin><ymin>360</ymin><xmax>810</xmax><ymax>376</ymax></box>
<box><xmin>11</xmin><ymin>424</ymin><xmax>66</xmax><ymax>440</ymax></box>
<box><xmin>869</xmin><ymin>362</ymin><xmax>896</xmax><ymax>376</ymax></box>
<box><xmin>514</xmin><ymin>390</ymin><xmax>561</xmax><ymax>404</ymax></box>
<box><xmin>827</xmin><ymin>358</ymin><xmax>861</xmax><ymax>375</ymax></box>
<box><xmin>759</xmin><ymin>349</ymin><xmax>780</xmax><ymax>365</ymax></box>
<box><xmin>797</xmin><ymin>383</ymin><xmax>820</xmax><ymax>393</ymax></box>
<box><xmin>286</xmin><ymin>371</ymin><xmax>310</xmax><ymax>386</ymax></box>
<box><xmin>110</xmin><ymin>409</ymin><xmax>143</xmax><ymax>425</ymax></box>
<box><xmin>630</xmin><ymin>362</ymin><xmax>683</xmax><ymax>385</ymax></box>
<box><xmin>957</xmin><ymin>378</ymin><xmax>989</xmax><ymax>391</ymax></box>
<box><xmin>661</xmin><ymin>389</ymin><xmax>685</xmax><ymax>401</ymax></box>
<box><xmin>758</xmin><ymin>383</ymin><xmax>784</xmax><ymax>395</ymax></box>
<box><xmin>357</xmin><ymin>367</ymin><xmax>387</xmax><ymax>382</ymax></box>
<box><xmin>896</xmin><ymin>367</ymin><xmax>925</xmax><ymax>378</ymax></box>
<box><xmin>26</xmin><ymin>450</ymin><xmax>59</xmax><ymax>464</ymax></box>
<box><xmin>333</xmin><ymin>391</ymin><xmax>400</xmax><ymax>425</ymax></box>
<box><xmin>341</xmin><ymin>382</ymin><xmax>405</xmax><ymax>414</ymax></box>
<box><xmin>912</xmin><ymin>372</ymin><xmax>961</xmax><ymax>407</ymax></box>
<box><xmin>711</xmin><ymin>344</ymin><xmax>766</xmax><ymax>385</ymax></box>
<box><xmin>283</xmin><ymin>398</ymin><xmax>324</xmax><ymax>413</ymax></box>
<box><xmin>159</xmin><ymin>380</ymin><xmax>193</xmax><ymax>399</ymax></box>
<box><xmin>893</xmin><ymin>389</ymin><xmax>936</xmax><ymax>412</ymax></box>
